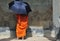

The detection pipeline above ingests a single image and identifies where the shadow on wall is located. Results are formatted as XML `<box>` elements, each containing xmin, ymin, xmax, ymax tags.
<box><xmin>0</xmin><ymin>7</ymin><xmax>16</xmax><ymax>38</ymax></box>
<box><xmin>0</xmin><ymin>12</ymin><xmax>16</xmax><ymax>38</ymax></box>
<box><xmin>26</xmin><ymin>27</ymin><xmax>32</xmax><ymax>38</ymax></box>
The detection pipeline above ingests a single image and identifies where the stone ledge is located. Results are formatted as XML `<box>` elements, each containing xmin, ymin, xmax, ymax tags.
<box><xmin>0</xmin><ymin>26</ymin><xmax>44</xmax><ymax>39</ymax></box>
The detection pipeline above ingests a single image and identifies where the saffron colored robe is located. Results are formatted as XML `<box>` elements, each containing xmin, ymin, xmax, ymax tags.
<box><xmin>16</xmin><ymin>14</ymin><xmax>28</xmax><ymax>38</ymax></box>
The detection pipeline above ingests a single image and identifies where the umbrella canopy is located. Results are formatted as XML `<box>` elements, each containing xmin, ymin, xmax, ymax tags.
<box><xmin>9</xmin><ymin>0</ymin><xmax>32</xmax><ymax>14</ymax></box>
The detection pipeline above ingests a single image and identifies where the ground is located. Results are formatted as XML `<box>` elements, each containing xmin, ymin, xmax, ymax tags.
<box><xmin>0</xmin><ymin>36</ymin><xmax>51</xmax><ymax>41</ymax></box>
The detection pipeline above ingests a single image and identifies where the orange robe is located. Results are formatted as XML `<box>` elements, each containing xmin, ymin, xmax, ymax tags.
<box><xmin>16</xmin><ymin>14</ymin><xmax>28</xmax><ymax>38</ymax></box>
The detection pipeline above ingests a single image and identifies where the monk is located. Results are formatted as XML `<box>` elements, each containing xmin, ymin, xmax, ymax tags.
<box><xmin>15</xmin><ymin>0</ymin><xmax>31</xmax><ymax>39</ymax></box>
<box><xmin>16</xmin><ymin>5</ymin><xmax>31</xmax><ymax>39</ymax></box>
<box><xmin>9</xmin><ymin>0</ymin><xmax>31</xmax><ymax>39</ymax></box>
<box><xmin>16</xmin><ymin>14</ymin><xmax>28</xmax><ymax>39</ymax></box>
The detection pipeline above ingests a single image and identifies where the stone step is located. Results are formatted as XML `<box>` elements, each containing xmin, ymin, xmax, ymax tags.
<box><xmin>0</xmin><ymin>26</ymin><xmax>44</xmax><ymax>39</ymax></box>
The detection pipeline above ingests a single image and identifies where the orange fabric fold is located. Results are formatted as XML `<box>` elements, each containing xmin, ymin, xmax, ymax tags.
<box><xmin>16</xmin><ymin>14</ymin><xmax>28</xmax><ymax>38</ymax></box>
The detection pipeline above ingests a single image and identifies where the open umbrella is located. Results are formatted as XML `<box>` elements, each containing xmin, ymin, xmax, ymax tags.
<box><xmin>8</xmin><ymin>0</ymin><xmax>31</xmax><ymax>14</ymax></box>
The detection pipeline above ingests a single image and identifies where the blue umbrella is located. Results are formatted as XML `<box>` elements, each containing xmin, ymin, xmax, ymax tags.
<box><xmin>9</xmin><ymin>0</ymin><xmax>27</xmax><ymax>14</ymax></box>
<box><xmin>9</xmin><ymin>0</ymin><xmax>32</xmax><ymax>14</ymax></box>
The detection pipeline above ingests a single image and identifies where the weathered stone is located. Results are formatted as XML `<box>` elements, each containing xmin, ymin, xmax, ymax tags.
<box><xmin>0</xmin><ymin>0</ymin><xmax>52</xmax><ymax>38</ymax></box>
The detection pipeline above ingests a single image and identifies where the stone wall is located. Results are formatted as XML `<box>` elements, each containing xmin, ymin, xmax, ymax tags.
<box><xmin>0</xmin><ymin>0</ymin><xmax>52</xmax><ymax>27</ymax></box>
<box><xmin>0</xmin><ymin>0</ymin><xmax>52</xmax><ymax>38</ymax></box>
